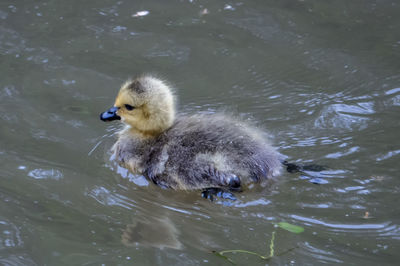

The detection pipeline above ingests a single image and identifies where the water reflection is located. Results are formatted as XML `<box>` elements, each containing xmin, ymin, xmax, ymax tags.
<box><xmin>121</xmin><ymin>217</ymin><xmax>182</xmax><ymax>250</ymax></box>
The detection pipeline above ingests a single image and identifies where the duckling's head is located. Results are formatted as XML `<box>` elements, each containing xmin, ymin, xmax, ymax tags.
<box><xmin>100</xmin><ymin>75</ymin><xmax>176</xmax><ymax>136</ymax></box>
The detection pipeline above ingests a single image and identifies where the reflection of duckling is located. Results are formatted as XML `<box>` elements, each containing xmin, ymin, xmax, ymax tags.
<box><xmin>121</xmin><ymin>217</ymin><xmax>182</xmax><ymax>250</ymax></box>
<box><xmin>100</xmin><ymin>75</ymin><xmax>282</xmax><ymax>192</ymax></box>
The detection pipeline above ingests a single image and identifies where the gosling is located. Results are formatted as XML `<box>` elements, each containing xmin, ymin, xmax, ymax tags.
<box><xmin>100</xmin><ymin>75</ymin><xmax>283</xmax><ymax>194</ymax></box>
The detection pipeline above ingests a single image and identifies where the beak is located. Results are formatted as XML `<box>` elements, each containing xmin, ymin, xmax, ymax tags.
<box><xmin>100</xmin><ymin>106</ymin><xmax>121</xmax><ymax>122</ymax></box>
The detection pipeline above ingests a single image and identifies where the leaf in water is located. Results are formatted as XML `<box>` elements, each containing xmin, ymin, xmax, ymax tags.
<box><xmin>277</xmin><ymin>222</ymin><xmax>304</xmax><ymax>234</ymax></box>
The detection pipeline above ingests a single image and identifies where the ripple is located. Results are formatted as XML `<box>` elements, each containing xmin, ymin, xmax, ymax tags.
<box><xmin>291</xmin><ymin>214</ymin><xmax>396</xmax><ymax>232</ymax></box>
<box><xmin>315</xmin><ymin>102</ymin><xmax>375</xmax><ymax>131</ymax></box>
<box><xmin>0</xmin><ymin>26</ymin><xmax>61</xmax><ymax>68</ymax></box>
<box><xmin>234</xmin><ymin>198</ymin><xmax>271</xmax><ymax>208</ymax></box>
<box><xmin>161</xmin><ymin>205</ymin><xmax>193</xmax><ymax>215</ymax></box>
<box><xmin>87</xmin><ymin>186</ymin><xmax>137</xmax><ymax>209</ymax></box>
<box><xmin>0</xmin><ymin>219</ymin><xmax>23</xmax><ymax>249</ymax></box>
<box><xmin>27</xmin><ymin>168</ymin><xmax>63</xmax><ymax>180</ymax></box>
<box><xmin>0</xmin><ymin>255</ymin><xmax>37</xmax><ymax>266</ymax></box>
<box><xmin>0</xmin><ymin>10</ymin><xmax>8</xmax><ymax>20</ymax></box>
<box><xmin>86</xmin><ymin>25</ymin><xmax>104</xmax><ymax>34</ymax></box>
<box><xmin>342</xmin><ymin>186</ymin><xmax>365</xmax><ymax>192</ymax></box>
<box><xmin>384</xmin><ymin>87</ymin><xmax>400</xmax><ymax>95</ymax></box>
<box><xmin>144</xmin><ymin>42</ymin><xmax>190</xmax><ymax>64</ymax></box>
<box><xmin>301</xmin><ymin>241</ymin><xmax>343</xmax><ymax>263</ymax></box>
<box><xmin>378</xmin><ymin>224</ymin><xmax>400</xmax><ymax>239</ymax></box>
<box><xmin>298</xmin><ymin>203</ymin><xmax>332</xmax><ymax>209</ymax></box>
<box><xmin>307</xmin><ymin>177</ymin><xmax>329</xmax><ymax>185</ymax></box>
<box><xmin>386</xmin><ymin>94</ymin><xmax>400</xmax><ymax>106</ymax></box>
<box><xmin>325</xmin><ymin>146</ymin><xmax>360</xmax><ymax>159</ymax></box>
<box><xmin>0</xmin><ymin>85</ymin><xmax>19</xmax><ymax>98</ymax></box>
<box><xmin>376</xmin><ymin>149</ymin><xmax>400</xmax><ymax>161</ymax></box>
<box><xmin>302</xmin><ymin>169</ymin><xmax>348</xmax><ymax>179</ymax></box>
<box><xmin>116</xmin><ymin>165</ymin><xmax>149</xmax><ymax>187</ymax></box>
<box><xmin>225</xmin><ymin>9</ymin><xmax>290</xmax><ymax>43</ymax></box>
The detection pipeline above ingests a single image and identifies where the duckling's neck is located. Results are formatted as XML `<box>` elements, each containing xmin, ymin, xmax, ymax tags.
<box><xmin>121</xmin><ymin>125</ymin><xmax>163</xmax><ymax>140</ymax></box>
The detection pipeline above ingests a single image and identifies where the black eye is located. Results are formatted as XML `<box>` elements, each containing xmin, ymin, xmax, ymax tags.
<box><xmin>124</xmin><ymin>104</ymin><xmax>135</xmax><ymax>111</ymax></box>
<box><xmin>125</xmin><ymin>104</ymin><xmax>134</xmax><ymax>110</ymax></box>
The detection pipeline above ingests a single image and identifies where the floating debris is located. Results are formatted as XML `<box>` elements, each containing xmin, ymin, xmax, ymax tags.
<box><xmin>199</xmin><ymin>8</ymin><xmax>209</xmax><ymax>16</ymax></box>
<box><xmin>213</xmin><ymin>222</ymin><xmax>303</xmax><ymax>263</ymax></box>
<box><xmin>132</xmin><ymin>10</ymin><xmax>149</xmax><ymax>17</ymax></box>
<box><xmin>224</xmin><ymin>4</ymin><xmax>235</xmax><ymax>11</ymax></box>
<box><xmin>362</xmin><ymin>211</ymin><xmax>373</xmax><ymax>219</ymax></box>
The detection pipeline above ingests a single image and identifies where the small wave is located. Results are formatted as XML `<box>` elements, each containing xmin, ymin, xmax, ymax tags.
<box><xmin>291</xmin><ymin>214</ymin><xmax>398</xmax><ymax>235</ymax></box>
<box><xmin>315</xmin><ymin>102</ymin><xmax>375</xmax><ymax>131</ymax></box>
<box><xmin>161</xmin><ymin>205</ymin><xmax>194</xmax><ymax>215</ymax></box>
<box><xmin>384</xmin><ymin>87</ymin><xmax>400</xmax><ymax>95</ymax></box>
<box><xmin>87</xmin><ymin>186</ymin><xmax>137</xmax><ymax>209</ymax></box>
<box><xmin>27</xmin><ymin>168</ymin><xmax>63</xmax><ymax>180</ymax></box>
<box><xmin>0</xmin><ymin>255</ymin><xmax>37</xmax><ymax>266</ymax></box>
<box><xmin>300</xmin><ymin>241</ymin><xmax>343</xmax><ymax>263</ymax></box>
<box><xmin>376</xmin><ymin>149</ymin><xmax>400</xmax><ymax>161</ymax></box>
<box><xmin>325</xmin><ymin>146</ymin><xmax>360</xmax><ymax>159</ymax></box>
<box><xmin>116</xmin><ymin>166</ymin><xmax>150</xmax><ymax>187</ymax></box>
<box><xmin>0</xmin><ymin>219</ymin><xmax>23</xmax><ymax>249</ymax></box>
<box><xmin>234</xmin><ymin>198</ymin><xmax>271</xmax><ymax>208</ymax></box>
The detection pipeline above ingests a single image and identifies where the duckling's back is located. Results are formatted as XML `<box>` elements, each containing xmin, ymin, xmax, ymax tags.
<box><xmin>125</xmin><ymin>114</ymin><xmax>283</xmax><ymax>190</ymax></box>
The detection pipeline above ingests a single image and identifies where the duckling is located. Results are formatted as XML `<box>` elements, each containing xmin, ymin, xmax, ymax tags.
<box><xmin>100</xmin><ymin>75</ymin><xmax>283</xmax><ymax>194</ymax></box>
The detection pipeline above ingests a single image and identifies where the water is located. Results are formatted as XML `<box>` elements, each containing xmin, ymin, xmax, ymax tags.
<box><xmin>1</xmin><ymin>0</ymin><xmax>399</xmax><ymax>264</ymax></box>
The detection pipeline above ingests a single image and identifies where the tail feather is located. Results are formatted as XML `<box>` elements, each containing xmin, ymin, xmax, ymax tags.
<box><xmin>282</xmin><ymin>160</ymin><xmax>326</xmax><ymax>173</ymax></box>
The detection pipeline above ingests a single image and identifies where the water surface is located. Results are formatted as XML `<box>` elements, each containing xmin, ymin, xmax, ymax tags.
<box><xmin>1</xmin><ymin>0</ymin><xmax>399</xmax><ymax>265</ymax></box>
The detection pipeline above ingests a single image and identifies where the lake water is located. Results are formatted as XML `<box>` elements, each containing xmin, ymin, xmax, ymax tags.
<box><xmin>1</xmin><ymin>0</ymin><xmax>399</xmax><ymax>265</ymax></box>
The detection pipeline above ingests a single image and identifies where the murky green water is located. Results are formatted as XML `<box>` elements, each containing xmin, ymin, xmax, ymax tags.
<box><xmin>1</xmin><ymin>0</ymin><xmax>399</xmax><ymax>265</ymax></box>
